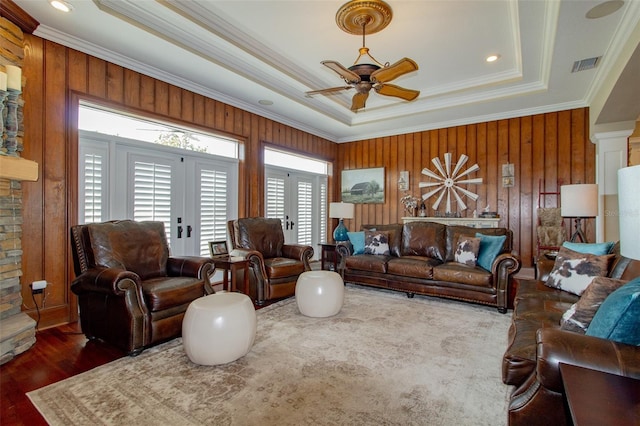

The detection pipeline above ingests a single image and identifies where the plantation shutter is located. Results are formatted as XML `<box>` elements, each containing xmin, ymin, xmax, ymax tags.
<box><xmin>199</xmin><ymin>167</ymin><xmax>229</xmax><ymax>256</ymax></box>
<box><xmin>78</xmin><ymin>142</ymin><xmax>108</xmax><ymax>224</ymax></box>
<box><xmin>297</xmin><ymin>180</ymin><xmax>313</xmax><ymax>245</ymax></box>
<box><xmin>319</xmin><ymin>180</ymin><xmax>327</xmax><ymax>243</ymax></box>
<box><xmin>133</xmin><ymin>161</ymin><xmax>173</xmax><ymax>240</ymax></box>
<box><xmin>266</xmin><ymin>175</ymin><xmax>286</xmax><ymax>225</ymax></box>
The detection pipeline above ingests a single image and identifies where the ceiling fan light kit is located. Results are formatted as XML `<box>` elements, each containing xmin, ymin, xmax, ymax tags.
<box><xmin>306</xmin><ymin>0</ymin><xmax>420</xmax><ymax>112</ymax></box>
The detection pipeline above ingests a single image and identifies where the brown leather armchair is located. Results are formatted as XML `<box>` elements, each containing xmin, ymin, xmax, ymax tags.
<box><xmin>227</xmin><ymin>218</ymin><xmax>313</xmax><ymax>305</ymax></box>
<box><xmin>70</xmin><ymin>220</ymin><xmax>215</xmax><ymax>355</ymax></box>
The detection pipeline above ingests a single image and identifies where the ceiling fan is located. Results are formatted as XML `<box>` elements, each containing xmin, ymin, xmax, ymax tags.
<box><xmin>306</xmin><ymin>0</ymin><xmax>420</xmax><ymax>112</ymax></box>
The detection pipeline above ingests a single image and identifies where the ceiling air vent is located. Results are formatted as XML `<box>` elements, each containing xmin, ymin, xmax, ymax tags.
<box><xmin>571</xmin><ymin>56</ymin><xmax>601</xmax><ymax>73</ymax></box>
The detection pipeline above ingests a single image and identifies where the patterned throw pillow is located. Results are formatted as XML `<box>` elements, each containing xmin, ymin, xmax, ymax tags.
<box><xmin>560</xmin><ymin>276</ymin><xmax>627</xmax><ymax>333</ymax></box>
<box><xmin>544</xmin><ymin>247</ymin><xmax>614</xmax><ymax>296</ymax></box>
<box><xmin>454</xmin><ymin>236</ymin><xmax>480</xmax><ymax>267</ymax></box>
<box><xmin>363</xmin><ymin>230</ymin><xmax>390</xmax><ymax>255</ymax></box>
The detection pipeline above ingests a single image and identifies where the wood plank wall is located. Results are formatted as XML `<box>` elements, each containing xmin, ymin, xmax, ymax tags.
<box><xmin>20</xmin><ymin>36</ymin><xmax>337</xmax><ymax>328</ymax></box>
<box><xmin>20</xmin><ymin>35</ymin><xmax>595</xmax><ymax>329</ymax></box>
<box><xmin>337</xmin><ymin>108</ymin><xmax>595</xmax><ymax>269</ymax></box>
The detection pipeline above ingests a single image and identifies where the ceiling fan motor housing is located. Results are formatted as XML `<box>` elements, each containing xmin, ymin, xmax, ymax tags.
<box><xmin>348</xmin><ymin>63</ymin><xmax>381</xmax><ymax>82</ymax></box>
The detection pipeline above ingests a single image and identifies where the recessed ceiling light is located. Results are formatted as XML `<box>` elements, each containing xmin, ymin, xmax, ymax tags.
<box><xmin>258</xmin><ymin>99</ymin><xmax>273</xmax><ymax>106</ymax></box>
<box><xmin>486</xmin><ymin>54</ymin><xmax>501</xmax><ymax>63</ymax></box>
<box><xmin>586</xmin><ymin>1</ymin><xmax>624</xmax><ymax>19</ymax></box>
<box><xmin>50</xmin><ymin>0</ymin><xmax>73</xmax><ymax>12</ymax></box>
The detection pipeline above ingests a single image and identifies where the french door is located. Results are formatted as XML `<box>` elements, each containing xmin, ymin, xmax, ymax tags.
<box><xmin>79</xmin><ymin>131</ymin><xmax>238</xmax><ymax>256</ymax></box>
<box><xmin>265</xmin><ymin>167</ymin><xmax>327</xmax><ymax>253</ymax></box>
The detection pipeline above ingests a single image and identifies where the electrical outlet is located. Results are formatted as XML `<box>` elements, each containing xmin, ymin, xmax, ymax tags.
<box><xmin>31</xmin><ymin>280</ymin><xmax>47</xmax><ymax>295</ymax></box>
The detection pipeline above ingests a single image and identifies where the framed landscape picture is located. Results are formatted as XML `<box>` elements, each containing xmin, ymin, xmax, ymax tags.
<box><xmin>341</xmin><ymin>167</ymin><xmax>385</xmax><ymax>204</ymax></box>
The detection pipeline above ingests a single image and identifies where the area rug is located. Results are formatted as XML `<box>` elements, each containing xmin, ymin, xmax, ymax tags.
<box><xmin>28</xmin><ymin>285</ymin><xmax>512</xmax><ymax>425</ymax></box>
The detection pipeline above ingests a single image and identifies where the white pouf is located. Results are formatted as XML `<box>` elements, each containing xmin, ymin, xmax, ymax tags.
<box><xmin>182</xmin><ymin>292</ymin><xmax>257</xmax><ymax>365</ymax></box>
<box><xmin>296</xmin><ymin>270</ymin><xmax>344</xmax><ymax>317</ymax></box>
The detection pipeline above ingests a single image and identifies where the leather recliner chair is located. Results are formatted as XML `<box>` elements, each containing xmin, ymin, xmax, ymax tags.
<box><xmin>70</xmin><ymin>220</ymin><xmax>215</xmax><ymax>355</ymax></box>
<box><xmin>227</xmin><ymin>217</ymin><xmax>313</xmax><ymax>305</ymax></box>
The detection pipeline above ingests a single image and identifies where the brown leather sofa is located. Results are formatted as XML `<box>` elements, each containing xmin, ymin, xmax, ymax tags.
<box><xmin>227</xmin><ymin>217</ymin><xmax>314</xmax><ymax>305</ymax></box>
<box><xmin>71</xmin><ymin>220</ymin><xmax>215</xmax><ymax>355</ymax></box>
<box><xmin>336</xmin><ymin>221</ymin><xmax>521</xmax><ymax>312</ymax></box>
<box><xmin>502</xmin><ymin>249</ymin><xmax>640</xmax><ymax>426</ymax></box>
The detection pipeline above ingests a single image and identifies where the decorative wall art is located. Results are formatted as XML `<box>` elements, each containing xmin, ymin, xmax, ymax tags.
<box><xmin>341</xmin><ymin>167</ymin><xmax>385</xmax><ymax>204</ymax></box>
<box><xmin>419</xmin><ymin>153</ymin><xmax>482</xmax><ymax>214</ymax></box>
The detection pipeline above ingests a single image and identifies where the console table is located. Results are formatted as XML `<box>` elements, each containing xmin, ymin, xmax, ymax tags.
<box><xmin>402</xmin><ymin>216</ymin><xmax>500</xmax><ymax>228</ymax></box>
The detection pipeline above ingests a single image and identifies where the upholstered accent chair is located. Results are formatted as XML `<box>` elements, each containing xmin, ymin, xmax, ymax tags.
<box><xmin>70</xmin><ymin>220</ymin><xmax>215</xmax><ymax>355</ymax></box>
<box><xmin>227</xmin><ymin>218</ymin><xmax>313</xmax><ymax>305</ymax></box>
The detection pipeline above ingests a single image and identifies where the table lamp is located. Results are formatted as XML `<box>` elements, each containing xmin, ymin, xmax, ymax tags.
<box><xmin>618</xmin><ymin>165</ymin><xmax>640</xmax><ymax>260</ymax></box>
<box><xmin>329</xmin><ymin>202</ymin><xmax>355</xmax><ymax>242</ymax></box>
<box><xmin>561</xmin><ymin>184</ymin><xmax>598</xmax><ymax>243</ymax></box>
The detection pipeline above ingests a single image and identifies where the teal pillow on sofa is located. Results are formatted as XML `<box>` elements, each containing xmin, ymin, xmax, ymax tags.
<box><xmin>475</xmin><ymin>233</ymin><xmax>506</xmax><ymax>271</ymax></box>
<box><xmin>562</xmin><ymin>241</ymin><xmax>615</xmax><ymax>256</ymax></box>
<box><xmin>347</xmin><ymin>231</ymin><xmax>365</xmax><ymax>255</ymax></box>
<box><xmin>586</xmin><ymin>277</ymin><xmax>640</xmax><ymax>346</ymax></box>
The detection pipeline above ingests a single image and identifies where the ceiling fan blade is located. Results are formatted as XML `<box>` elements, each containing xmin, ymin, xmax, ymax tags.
<box><xmin>322</xmin><ymin>60</ymin><xmax>361</xmax><ymax>84</ymax></box>
<box><xmin>351</xmin><ymin>91</ymin><xmax>369</xmax><ymax>111</ymax></box>
<box><xmin>375</xmin><ymin>83</ymin><xmax>420</xmax><ymax>101</ymax></box>
<box><xmin>306</xmin><ymin>86</ymin><xmax>353</xmax><ymax>96</ymax></box>
<box><xmin>370</xmin><ymin>57</ymin><xmax>419</xmax><ymax>83</ymax></box>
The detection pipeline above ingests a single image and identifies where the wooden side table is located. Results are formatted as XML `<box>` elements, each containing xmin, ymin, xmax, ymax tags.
<box><xmin>212</xmin><ymin>256</ymin><xmax>250</xmax><ymax>294</ymax></box>
<box><xmin>560</xmin><ymin>363</ymin><xmax>640</xmax><ymax>426</ymax></box>
<box><xmin>318</xmin><ymin>243</ymin><xmax>340</xmax><ymax>271</ymax></box>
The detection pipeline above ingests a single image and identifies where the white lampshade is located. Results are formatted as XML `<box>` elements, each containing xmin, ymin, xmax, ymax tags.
<box><xmin>618</xmin><ymin>165</ymin><xmax>640</xmax><ymax>260</ymax></box>
<box><xmin>329</xmin><ymin>202</ymin><xmax>354</xmax><ymax>219</ymax></box>
<box><xmin>561</xmin><ymin>184</ymin><xmax>598</xmax><ymax>217</ymax></box>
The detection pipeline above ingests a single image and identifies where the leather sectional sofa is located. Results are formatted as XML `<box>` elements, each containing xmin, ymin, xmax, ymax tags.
<box><xmin>502</xmin><ymin>247</ymin><xmax>640</xmax><ymax>426</ymax></box>
<box><xmin>335</xmin><ymin>221</ymin><xmax>521</xmax><ymax>313</ymax></box>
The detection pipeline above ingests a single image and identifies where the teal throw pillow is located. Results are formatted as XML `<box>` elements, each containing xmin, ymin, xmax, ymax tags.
<box><xmin>586</xmin><ymin>277</ymin><xmax>640</xmax><ymax>346</ymax></box>
<box><xmin>562</xmin><ymin>241</ymin><xmax>615</xmax><ymax>256</ymax></box>
<box><xmin>475</xmin><ymin>233</ymin><xmax>506</xmax><ymax>271</ymax></box>
<box><xmin>347</xmin><ymin>231</ymin><xmax>365</xmax><ymax>255</ymax></box>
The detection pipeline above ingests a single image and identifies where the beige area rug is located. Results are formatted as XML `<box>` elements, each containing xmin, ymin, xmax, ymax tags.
<box><xmin>28</xmin><ymin>285</ymin><xmax>512</xmax><ymax>425</ymax></box>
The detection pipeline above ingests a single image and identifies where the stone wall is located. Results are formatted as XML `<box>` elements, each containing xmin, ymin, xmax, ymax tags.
<box><xmin>0</xmin><ymin>16</ymin><xmax>35</xmax><ymax>365</ymax></box>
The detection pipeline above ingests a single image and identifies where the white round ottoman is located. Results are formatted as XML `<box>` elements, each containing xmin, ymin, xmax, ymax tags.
<box><xmin>296</xmin><ymin>270</ymin><xmax>344</xmax><ymax>317</ymax></box>
<box><xmin>182</xmin><ymin>292</ymin><xmax>257</xmax><ymax>365</ymax></box>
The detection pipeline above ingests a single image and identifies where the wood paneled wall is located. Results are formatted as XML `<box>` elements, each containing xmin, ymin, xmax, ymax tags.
<box><xmin>337</xmin><ymin>108</ymin><xmax>595</xmax><ymax>269</ymax></box>
<box><xmin>20</xmin><ymin>35</ymin><xmax>595</xmax><ymax>329</ymax></box>
<box><xmin>20</xmin><ymin>36</ymin><xmax>337</xmax><ymax>328</ymax></box>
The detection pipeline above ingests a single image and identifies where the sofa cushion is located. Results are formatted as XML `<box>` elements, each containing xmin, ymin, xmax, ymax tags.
<box><xmin>476</xmin><ymin>233</ymin><xmax>507</xmax><ymax>271</ymax></box>
<box><xmin>544</xmin><ymin>247</ymin><xmax>614</xmax><ymax>296</ymax></box>
<box><xmin>264</xmin><ymin>257</ymin><xmax>305</xmax><ymax>279</ymax></box>
<box><xmin>560</xmin><ymin>276</ymin><xmax>627</xmax><ymax>334</ymax></box>
<box><xmin>88</xmin><ymin>220</ymin><xmax>169</xmax><ymax>280</ymax></box>
<box><xmin>586</xmin><ymin>277</ymin><xmax>640</xmax><ymax>345</ymax></box>
<box><xmin>454</xmin><ymin>236</ymin><xmax>480</xmax><ymax>266</ymax></box>
<box><xmin>401</xmin><ymin>221</ymin><xmax>446</xmax><ymax>260</ymax></box>
<box><xmin>363</xmin><ymin>230</ymin><xmax>390</xmax><ymax>255</ymax></box>
<box><xmin>514</xmin><ymin>279</ymin><xmax>580</xmax><ymax>304</ymax></box>
<box><xmin>345</xmin><ymin>254</ymin><xmax>390</xmax><ymax>273</ymax></box>
<box><xmin>562</xmin><ymin>241</ymin><xmax>615</xmax><ymax>255</ymax></box>
<box><xmin>502</xmin><ymin>295</ymin><xmax>572</xmax><ymax>386</ymax></box>
<box><xmin>347</xmin><ymin>231</ymin><xmax>365</xmax><ymax>254</ymax></box>
<box><xmin>386</xmin><ymin>256</ymin><xmax>441</xmax><ymax>279</ymax></box>
<box><xmin>363</xmin><ymin>224</ymin><xmax>403</xmax><ymax>257</ymax></box>
<box><xmin>432</xmin><ymin>263</ymin><xmax>492</xmax><ymax>286</ymax></box>
<box><xmin>142</xmin><ymin>276</ymin><xmax>204</xmax><ymax>312</ymax></box>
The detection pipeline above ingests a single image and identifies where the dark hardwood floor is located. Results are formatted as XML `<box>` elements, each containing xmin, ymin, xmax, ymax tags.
<box><xmin>0</xmin><ymin>283</ymin><xmax>281</xmax><ymax>426</ymax></box>
<box><xmin>1</xmin><ymin>322</ymin><xmax>125</xmax><ymax>425</ymax></box>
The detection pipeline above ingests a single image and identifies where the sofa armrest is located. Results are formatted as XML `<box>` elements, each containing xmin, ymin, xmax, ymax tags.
<box><xmin>536</xmin><ymin>328</ymin><xmax>640</xmax><ymax>393</ymax></box>
<box><xmin>71</xmin><ymin>267</ymin><xmax>142</xmax><ymax>296</ymax></box>
<box><xmin>493</xmin><ymin>252</ymin><xmax>521</xmax><ymax>312</ymax></box>
<box><xmin>282</xmin><ymin>244</ymin><xmax>314</xmax><ymax>270</ymax></box>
